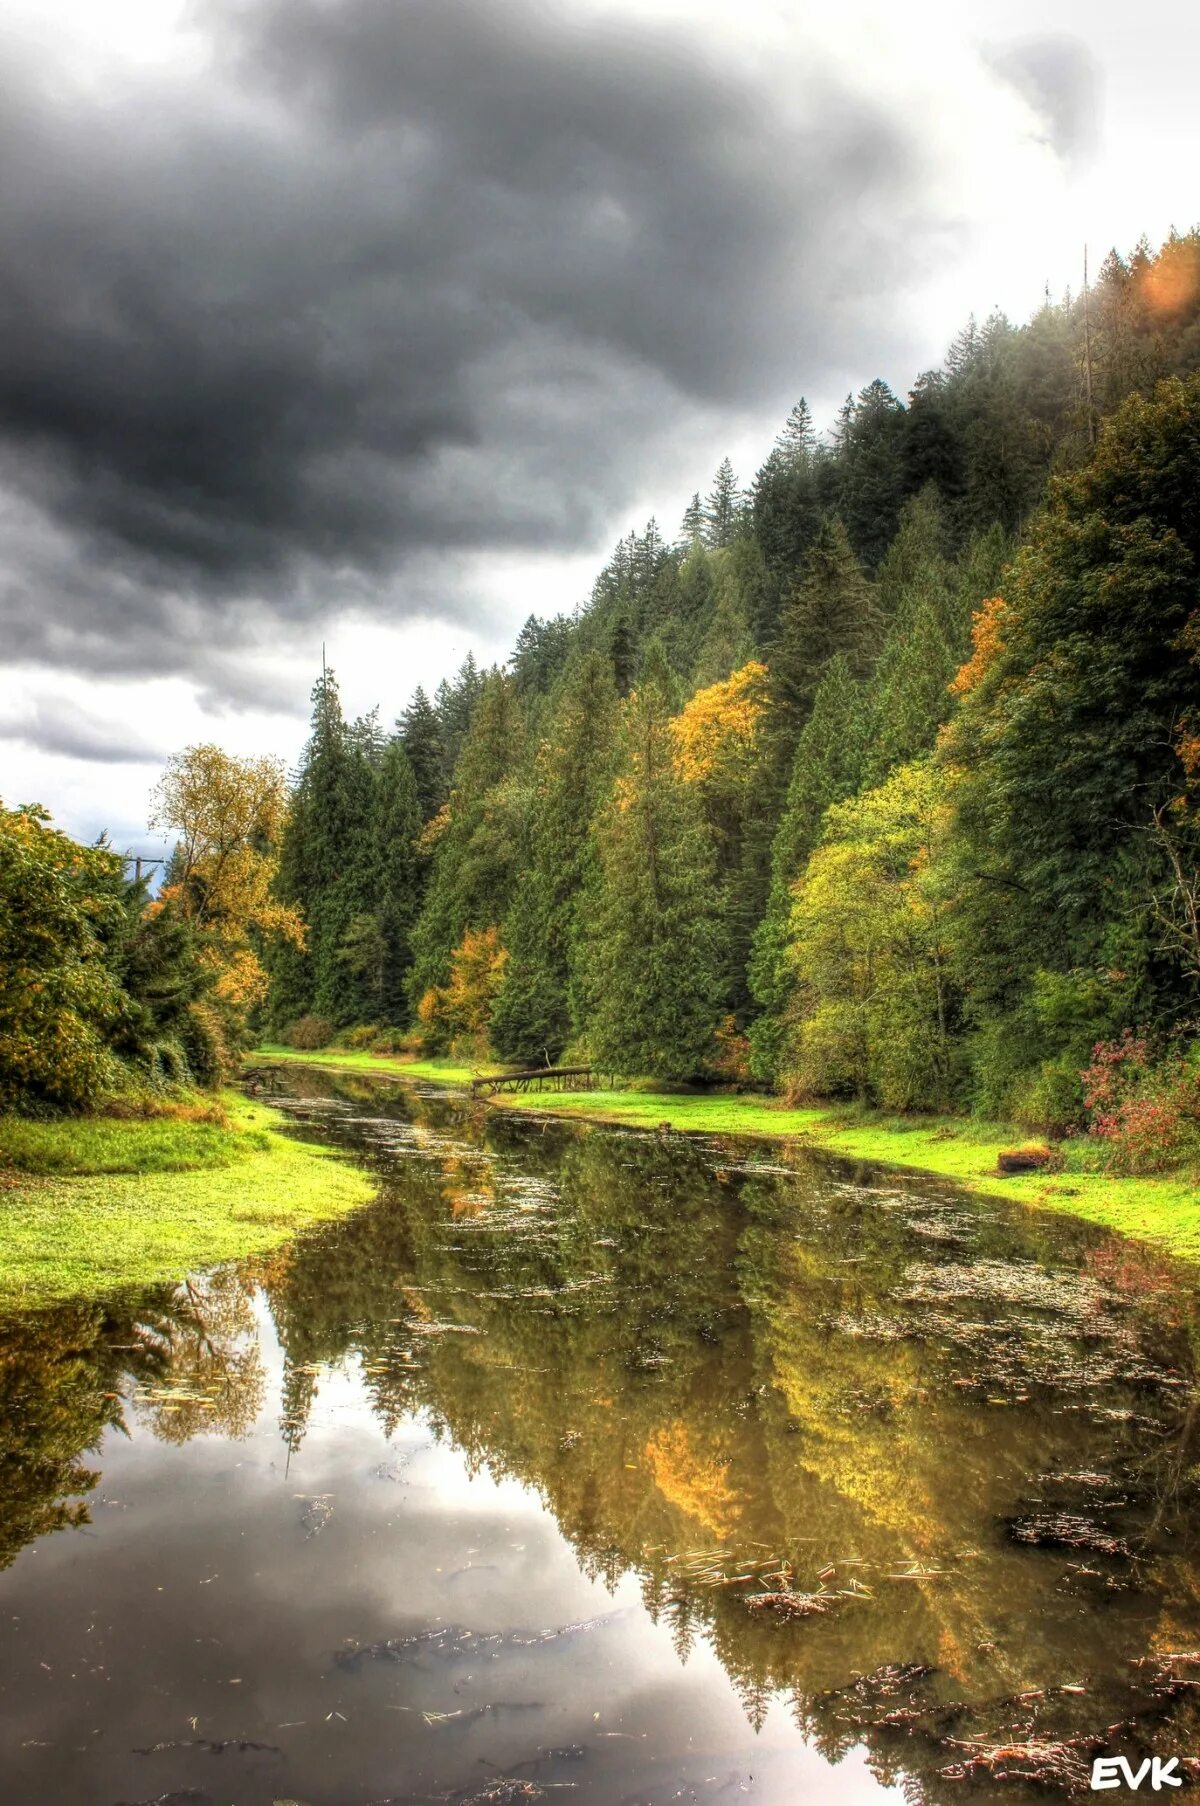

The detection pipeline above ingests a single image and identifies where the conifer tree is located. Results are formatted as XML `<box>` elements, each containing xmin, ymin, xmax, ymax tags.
<box><xmin>748</xmin><ymin>655</ymin><xmax>865</xmax><ymax>1079</ymax></box>
<box><xmin>678</xmin><ymin>491</ymin><xmax>705</xmax><ymax>550</ymax></box>
<box><xmin>704</xmin><ymin>458</ymin><xmax>741</xmax><ymax>550</ymax></box>
<box><xmin>490</xmin><ymin>652</ymin><xmax>619</xmax><ymax>1062</ymax></box>
<box><xmin>578</xmin><ymin>643</ymin><xmax>726</xmax><ymax>1079</ymax></box>
<box><xmin>269</xmin><ymin>666</ymin><xmax>377</xmax><ymax>1029</ymax></box>
<box><xmin>861</xmin><ymin>597</ymin><xmax>956</xmax><ymax>788</ymax></box>
<box><xmin>407</xmin><ymin>671</ymin><xmax>526</xmax><ymax>1016</ymax></box>
<box><xmin>373</xmin><ymin>736</ymin><xmax>424</xmax><ymax>1021</ymax></box>
<box><xmin>770</xmin><ymin>517</ymin><xmax>881</xmax><ymax>738</ymax></box>
<box><xmin>399</xmin><ymin>686</ymin><xmax>446</xmax><ymax>821</ymax></box>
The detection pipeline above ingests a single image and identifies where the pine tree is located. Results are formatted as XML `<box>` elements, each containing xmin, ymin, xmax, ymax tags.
<box><xmin>861</xmin><ymin>596</ymin><xmax>956</xmax><ymax>787</ymax></box>
<box><xmin>704</xmin><ymin>458</ymin><xmax>741</xmax><ymax>550</ymax></box>
<box><xmin>399</xmin><ymin>686</ymin><xmax>446</xmax><ymax>821</ymax></box>
<box><xmin>373</xmin><ymin>736</ymin><xmax>424</xmax><ymax>1022</ymax></box>
<box><xmin>770</xmin><ymin>517</ymin><xmax>881</xmax><ymax>738</ymax></box>
<box><xmin>678</xmin><ymin>491</ymin><xmax>705</xmax><ymax>550</ymax></box>
<box><xmin>776</xmin><ymin>398</ymin><xmax>816</xmax><ymax>465</ymax></box>
<box><xmin>407</xmin><ymin>671</ymin><xmax>527</xmax><ymax>1016</ymax></box>
<box><xmin>748</xmin><ymin>655</ymin><xmax>865</xmax><ymax>1079</ymax></box>
<box><xmin>491</xmin><ymin>652</ymin><xmax>619</xmax><ymax>1063</ymax></box>
<box><xmin>268</xmin><ymin>666</ymin><xmax>377</xmax><ymax>1030</ymax></box>
<box><xmin>578</xmin><ymin>643</ymin><xmax>726</xmax><ymax>1079</ymax></box>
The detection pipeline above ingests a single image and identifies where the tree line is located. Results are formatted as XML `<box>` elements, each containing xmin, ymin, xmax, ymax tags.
<box><xmin>4</xmin><ymin>233</ymin><xmax>1196</xmax><ymax>1149</ymax></box>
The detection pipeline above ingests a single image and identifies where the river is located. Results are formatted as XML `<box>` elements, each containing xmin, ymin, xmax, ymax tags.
<box><xmin>3</xmin><ymin>1065</ymin><xmax>1200</xmax><ymax>1804</ymax></box>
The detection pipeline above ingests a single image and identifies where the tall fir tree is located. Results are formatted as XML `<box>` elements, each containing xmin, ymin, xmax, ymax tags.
<box><xmin>769</xmin><ymin>516</ymin><xmax>881</xmax><ymax>739</ymax></box>
<box><xmin>704</xmin><ymin>457</ymin><xmax>741</xmax><ymax>550</ymax></box>
<box><xmin>490</xmin><ymin>652</ymin><xmax>619</xmax><ymax>1062</ymax></box>
<box><xmin>748</xmin><ymin>655</ymin><xmax>865</xmax><ymax>1079</ymax></box>
<box><xmin>578</xmin><ymin>643</ymin><xmax>726</xmax><ymax>1079</ymax></box>
<box><xmin>407</xmin><ymin>671</ymin><xmax>527</xmax><ymax>1015</ymax></box>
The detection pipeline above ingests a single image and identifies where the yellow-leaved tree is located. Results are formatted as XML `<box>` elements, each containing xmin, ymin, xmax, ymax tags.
<box><xmin>150</xmin><ymin>747</ymin><xmax>304</xmax><ymax>1050</ymax></box>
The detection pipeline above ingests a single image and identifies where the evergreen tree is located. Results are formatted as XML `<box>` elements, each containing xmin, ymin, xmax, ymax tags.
<box><xmin>399</xmin><ymin>686</ymin><xmax>446</xmax><ymax>821</ymax></box>
<box><xmin>748</xmin><ymin>655</ymin><xmax>865</xmax><ymax>1079</ymax></box>
<box><xmin>269</xmin><ymin>666</ymin><xmax>377</xmax><ymax>1029</ymax></box>
<box><xmin>579</xmin><ymin>643</ymin><xmax>726</xmax><ymax>1079</ymax></box>
<box><xmin>704</xmin><ymin>457</ymin><xmax>741</xmax><ymax>550</ymax></box>
<box><xmin>831</xmin><ymin>379</ymin><xmax>907</xmax><ymax>568</ymax></box>
<box><xmin>407</xmin><ymin>671</ymin><xmax>527</xmax><ymax>1015</ymax></box>
<box><xmin>373</xmin><ymin>736</ymin><xmax>424</xmax><ymax>1021</ymax></box>
<box><xmin>769</xmin><ymin>517</ymin><xmax>881</xmax><ymax>738</ymax></box>
<box><xmin>861</xmin><ymin>596</ymin><xmax>956</xmax><ymax>787</ymax></box>
<box><xmin>491</xmin><ymin>652</ymin><xmax>619</xmax><ymax>1062</ymax></box>
<box><xmin>677</xmin><ymin>491</ymin><xmax>705</xmax><ymax>550</ymax></box>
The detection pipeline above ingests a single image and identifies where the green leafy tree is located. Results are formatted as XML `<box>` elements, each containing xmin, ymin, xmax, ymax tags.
<box><xmin>777</xmin><ymin>759</ymin><xmax>959</xmax><ymax>1110</ymax></box>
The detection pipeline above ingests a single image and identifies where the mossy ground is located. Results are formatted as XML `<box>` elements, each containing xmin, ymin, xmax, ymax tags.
<box><xmin>0</xmin><ymin>1093</ymin><xmax>376</xmax><ymax>1305</ymax></box>
<box><xmin>255</xmin><ymin>1049</ymin><xmax>1200</xmax><ymax>1264</ymax></box>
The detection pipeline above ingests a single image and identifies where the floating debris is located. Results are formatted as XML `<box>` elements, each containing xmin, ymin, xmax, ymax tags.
<box><xmin>1008</xmin><ymin>1512</ymin><xmax>1131</xmax><ymax>1558</ymax></box>
<box><xmin>745</xmin><ymin>1590</ymin><xmax>830</xmax><ymax>1619</ymax></box>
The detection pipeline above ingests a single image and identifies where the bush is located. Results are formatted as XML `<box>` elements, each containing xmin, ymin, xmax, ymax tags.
<box><xmin>1081</xmin><ymin>1032</ymin><xmax>1200</xmax><ymax>1173</ymax></box>
<box><xmin>1010</xmin><ymin>1056</ymin><xmax>1084</xmax><ymax>1140</ymax></box>
<box><xmin>336</xmin><ymin>1024</ymin><xmax>380</xmax><ymax>1050</ymax></box>
<box><xmin>370</xmin><ymin>1027</ymin><xmax>420</xmax><ymax>1055</ymax></box>
<box><xmin>285</xmin><ymin>1014</ymin><xmax>335</xmax><ymax>1051</ymax></box>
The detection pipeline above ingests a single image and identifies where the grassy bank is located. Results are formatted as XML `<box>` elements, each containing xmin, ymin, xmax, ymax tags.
<box><xmin>254</xmin><ymin>1044</ymin><xmax>487</xmax><ymax>1085</ymax></box>
<box><xmin>0</xmin><ymin>1093</ymin><xmax>376</xmax><ymax>1305</ymax></box>
<box><xmin>255</xmin><ymin>1048</ymin><xmax>1200</xmax><ymax>1264</ymax></box>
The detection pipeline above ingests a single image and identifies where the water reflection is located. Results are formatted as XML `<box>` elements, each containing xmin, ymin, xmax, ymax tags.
<box><xmin>3</xmin><ymin>1068</ymin><xmax>1200</xmax><ymax>1802</ymax></box>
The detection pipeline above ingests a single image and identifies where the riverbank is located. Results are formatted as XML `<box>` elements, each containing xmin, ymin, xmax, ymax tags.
<box><xmin>0</xmin><ymin>1093</ymin><xmax>376</xmax><ymax>1304</ymax></box>
<box><xmin>255</xmin><ymin>1047</ymin><xmax>1200</xmax><ymax>1263</ymax></box>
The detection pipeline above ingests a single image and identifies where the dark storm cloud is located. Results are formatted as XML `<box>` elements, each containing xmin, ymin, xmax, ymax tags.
<box><xmin>0</xmin><ymin>0</ymin><xmax>1020</xmax><ymax>693</ymax></box>
<box><xmin>984</xmin><ymin>36</ymin><xmax>1101</xmax><ymax>166</ymax></box>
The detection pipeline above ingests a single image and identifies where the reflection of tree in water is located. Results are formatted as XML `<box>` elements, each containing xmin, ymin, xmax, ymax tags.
<box><xmin>0</xmin><ymin>1270</ymin><xmax>266</xmax><ymax>1568</ymax></box>
<box><xmin>262</xmin><ymin>1091</ymin><xmax>1200</xmax><ymax>1800</ymax></box>
<box><xmin>133</xmin><ymin>1268</ymin><xmax>265</xmax><ymax>1445</ymax></box>
<box><xmin>7</xmin><ymin>1073</ymin><xmax>1200</xmax><ymax>1800</ymax></box>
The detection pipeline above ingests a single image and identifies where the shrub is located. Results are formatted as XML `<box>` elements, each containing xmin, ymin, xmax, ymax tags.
<box><xmin>286</xmin><ymin>1014</ymin><xmax>335</xmax><ymax>1051</ymax></box>
<box><xmin>1080</xmin><ymin>1032</ymin><xmax>1200</xmax><ymax>1173</ymax></box>
<box><xmin>336</xmin><ymin>1024</ymin><xmax>380</xmax><ymax>1050</ymax></box>
<box><xmin>369</xmin><ymin>1027</ymin><xmax>418</xmax><ymax>1055</ymax></box>
<box><xmin>1010</xmin><ymin>1056</ymin><xmax>1084</xmax><ymax>1139</ymax></box>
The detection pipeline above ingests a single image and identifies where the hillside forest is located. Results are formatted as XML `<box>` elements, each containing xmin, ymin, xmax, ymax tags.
<box><xmin>5</xmin><ymin>233</ymin><xmax>1200</xmax><ymax>1171</ymax></box>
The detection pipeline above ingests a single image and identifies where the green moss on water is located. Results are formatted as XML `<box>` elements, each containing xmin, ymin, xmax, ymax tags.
<box><xmin>0</xmin><ymin>1094</ymin><xmax>376</xmax><ymax>1305</ymax></box>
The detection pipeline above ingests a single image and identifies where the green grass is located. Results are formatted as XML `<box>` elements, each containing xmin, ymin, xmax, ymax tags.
<box><xmin>255</xmin><ymin>1043</ymin><xmax>491</xmax><ymax>1085</ymax></box>
<box><xmin>0</xmin><ymin>1093</ymin><xmax>377</xmax><ymax>1305</ymax></box>
<box><xmin>252</xmin><ymin>1049</ymin><xmax>1200</xmax><ymax>1265</ymax></box>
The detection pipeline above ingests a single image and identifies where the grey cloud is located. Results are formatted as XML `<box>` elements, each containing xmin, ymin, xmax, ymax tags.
<box><xmin>0</xmin><ymin>0</ymin><xmax>964</xmax><ymax>682</ymax></box>
<box><xmin>0</xmin><ymin>696</ymin><xmax>168</xmax><ymax>764</ymax></box>
<box><xmin>984</xmin><ymin>35</ymin><xmax>1101</xmax><ymax>166</ymax></box>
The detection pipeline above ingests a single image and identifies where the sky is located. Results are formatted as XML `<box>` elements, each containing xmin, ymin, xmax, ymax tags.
<box><xmin>0</xmin><ymin>0</ymin><xmax>1196</xmax><ymax>857</ymax></box>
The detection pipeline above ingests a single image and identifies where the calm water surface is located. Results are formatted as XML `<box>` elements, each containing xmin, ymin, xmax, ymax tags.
<box><xmin>4</xmin><ymin>1068</ymin><xmax>1200</xmax><ymax>1805</ymax></box>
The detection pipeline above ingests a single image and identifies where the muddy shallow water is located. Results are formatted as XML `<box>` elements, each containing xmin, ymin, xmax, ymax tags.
<box><xmin>4</xmin><ymin>1069</ymin><xmax>1200</xmax><ymax>1805</ymax></box>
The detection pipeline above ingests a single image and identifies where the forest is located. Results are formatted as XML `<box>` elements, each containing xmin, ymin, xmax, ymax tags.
<box><xmin>3</xmin><ymin>232</ymin><xmax>1199</xmax><ymax>1176</ymax></box>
